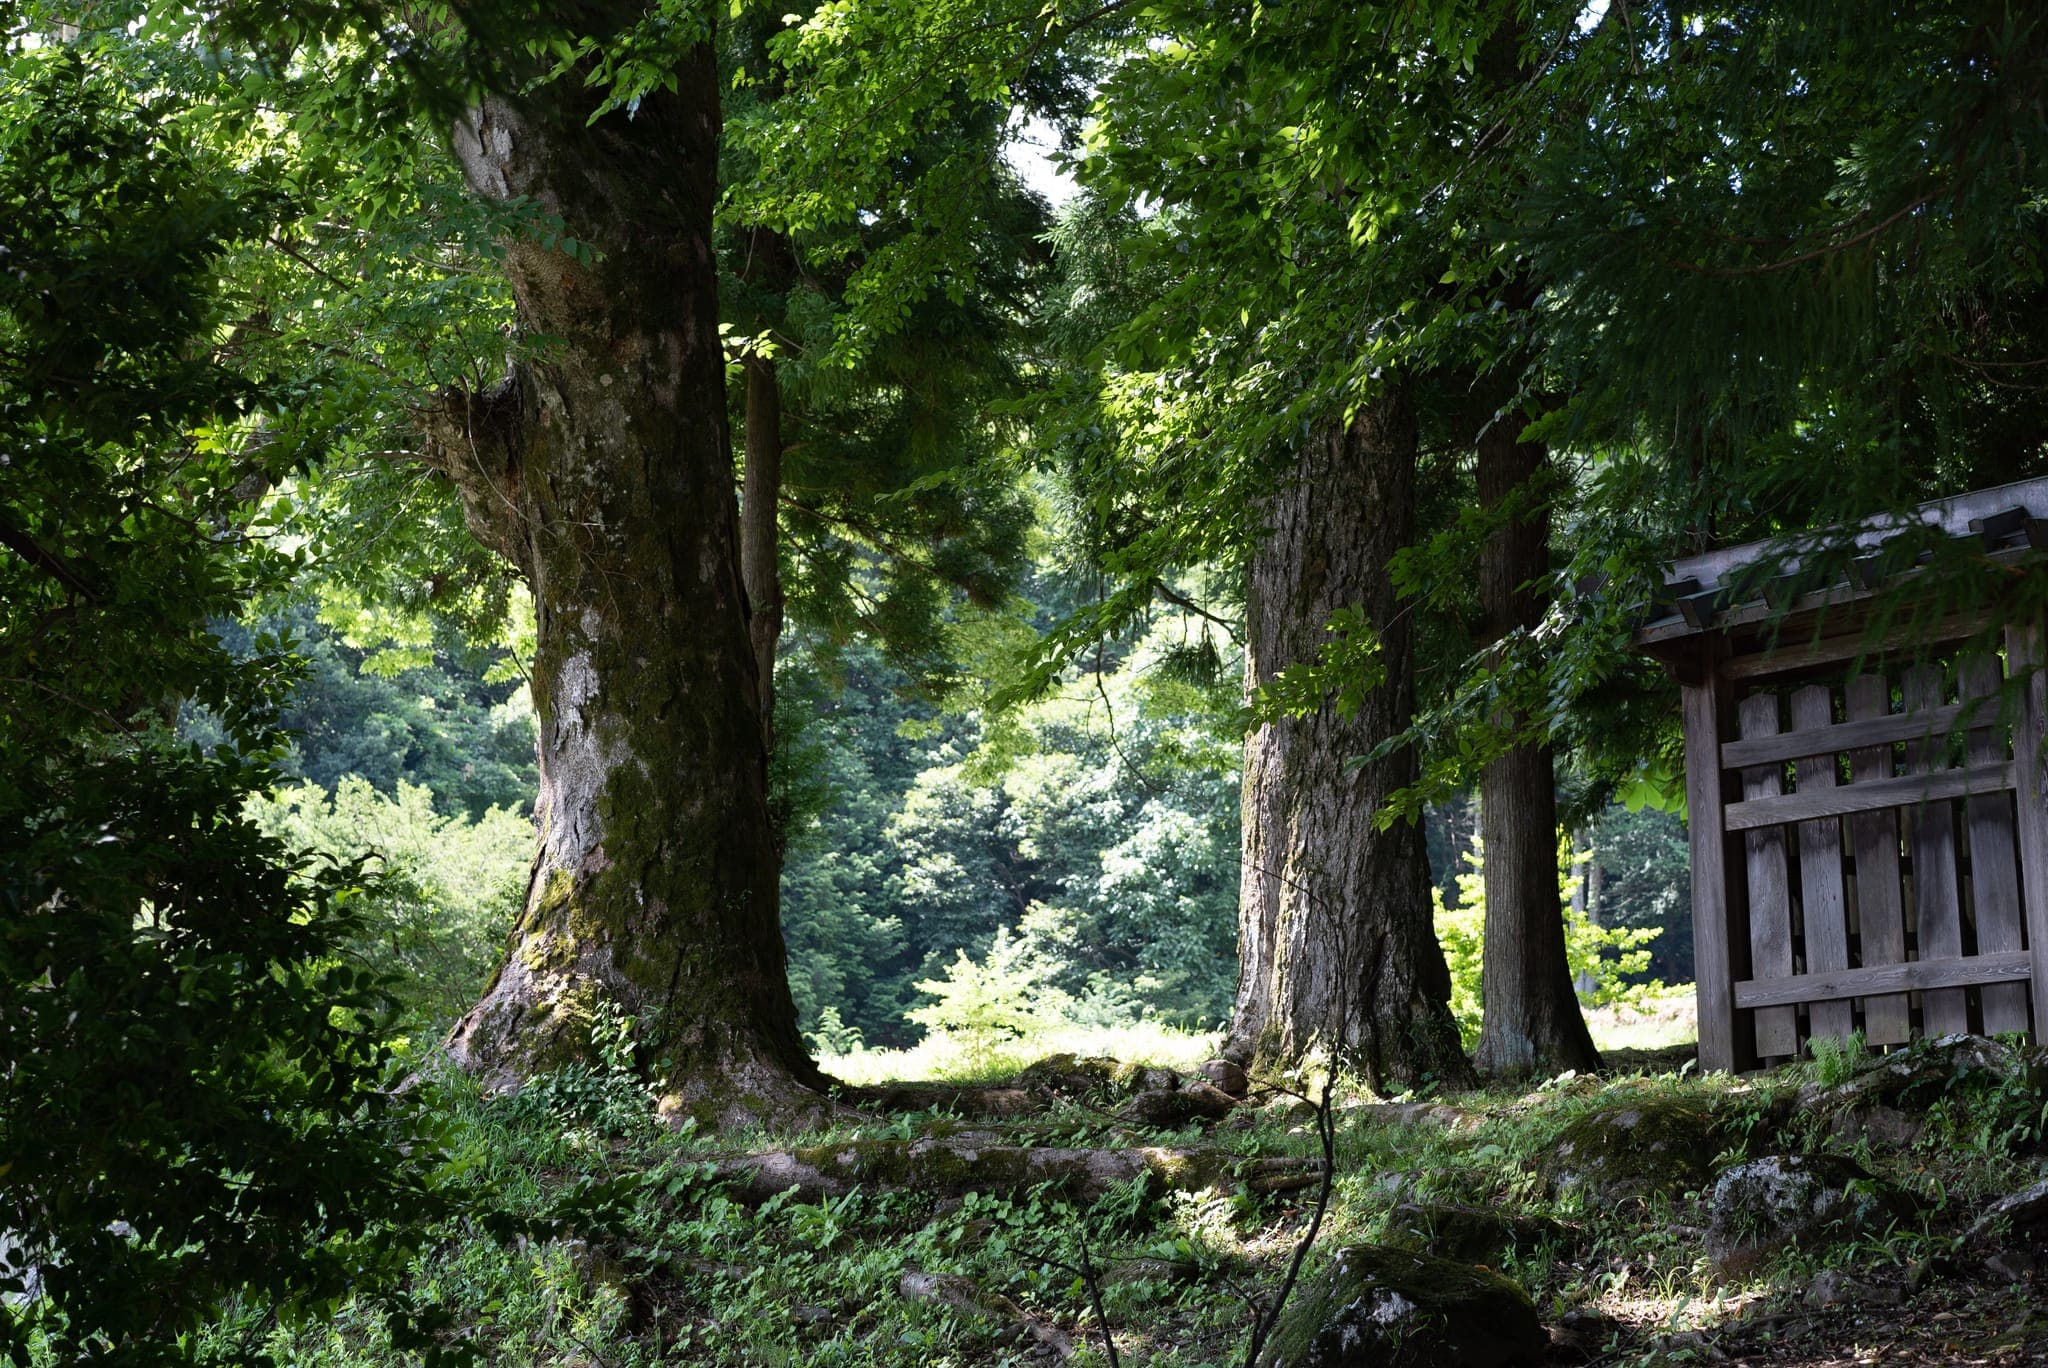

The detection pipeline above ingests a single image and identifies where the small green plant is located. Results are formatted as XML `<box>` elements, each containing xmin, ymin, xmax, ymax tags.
<box><xmin>1433</xmin><ymin>837</ymin><xmax>1664</xmax><ymax>1046</ymax></box>
<box><xmin>1807</xmin><ymin>1030</ymin><xmax>1868</xmax><ymax>1087</ymax></box>
<box><xmin>806</xmin><ymin>1004</ymin><xmax>866</xmax><ymax>1057</ymax></box>
<box><xmin>906</xmin><ymin>925</ymin><xmax>1076</xmax><ymax>1070</ymax></box>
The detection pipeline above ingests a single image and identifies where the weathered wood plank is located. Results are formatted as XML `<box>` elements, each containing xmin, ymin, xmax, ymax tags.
<box><xmin>1719</xmin><ymin>614</ymin><xmax>1982</xmax><ymax>680</ymax></box>
<box><xmin>2006</xmin><ymin>621</ymin><xmax>2048</xmax><ymax>1037</ymax></box>
<box><xmin>1720</xmin><ymin>701</ymin><xmax>1966</xmax><ymax>769</ymax></box>
<box><xmin>1684</xmin><ymin>660</ymin><xmax>1752</xmax><ymax>1074</ymax></box>
<box><xmin>1722</xmin><ymin>761</ymin><xmax>2012</xmax><ymax>832</ymax></box>
<box><xmin>1959</xmin><ymin>656</ymin><xmax>2030</xmax><ymax>1036</ymax></box>
<box><xmin>1905</xmin><ymin>665</ymin><xmax>1970</xmax><ymax>1036</ymax></box>
<box><xmin>1733</xmin><ymin>951</ymin><xmax>2031</xmax><ymax>1010</ymax></box>
<box><xmin>1844</xmin><ymin>673</ymin><xmax>1911</xmax><ymax>1045</ymax></box>
<box><xmin>1739</xmin><ymin>692</ymin><xmax>1800</xmax><ymax>1058</ymax></box>
<box><xmin>1790</xmin><ymin>685</ymin><xmax>1854</xmax><ymax>1044</ymax></box>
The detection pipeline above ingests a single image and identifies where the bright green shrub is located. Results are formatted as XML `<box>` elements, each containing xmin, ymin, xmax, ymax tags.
<box><xmin>247</xmin><ymin>778</ymin><xmax>532</xmax><ymax>1033</ymax></box>
<box><xmin>1433</xmin><ymin>838</ymin><xmax>1664</xmax><ymax>1048</ymax></box>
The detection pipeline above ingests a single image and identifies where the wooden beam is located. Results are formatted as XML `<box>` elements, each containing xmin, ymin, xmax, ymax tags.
<box><xmin>1959</xmin><ymin>656</ymin><xmax>2029</xmax><ymax>1035</ymax></box>
<box><xmin>1791</xmin><ymin>685</ymin><xmax>1854</xmax><ymax>1043</ymax></box>
<box><xmin>1733</xmin><ymin>951</ymin><xmax>2032</xmax><ymax>1010</ymax></box>
<box><xmin>1719</xmin><ymin>615</ymin><xmax>1981</xmax><ymax>680</ymax></box>
<box><xmin>2008</xmin><ymin>621</ymin><xmax>2048</xmax><ymax>1036</ymax></box>
<box><xmin>1844</xmin><ymin>674</ymin><xmax>1910</xmax><ymax>1045</ymax></box>
<box><xmin>1684</xmin><ymin>656</ymin><xmax>1752</xmax><ymax>1075</ymax></box>
<box><xmin>1723</xmin><ymin>761</ymin><xmax>2013</xmax><ymax>832</ymax></box>
<box><xmin>1904</xmin><ymin>665</ymin><xmax>1970</xmax><ymax>1036</ymax></box>
<box><xmin>1739</xmin><ymin>692</ymin><xmax>1800</xmax><ymax>1059</ymax></box>
<box><xmin>1720</xmin><ymin>702</ymin><xmax>1966</xmax><ymax>769</ymax></box>
<box><xmin>1666</xmin><ymin>476</ymin><xmax>2048</xmax><ymax>593</ymax></box>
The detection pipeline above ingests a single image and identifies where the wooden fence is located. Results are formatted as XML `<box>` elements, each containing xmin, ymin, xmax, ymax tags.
<box><xmin>1684</xmin><ymin>630</ymin><xmax>2048</xmax><ymax>1069</ymax></box>
<box><xmin>1636</xmin><ymin>477</ymin><xmax>2048</xmax><ymax>1071</ymax></box>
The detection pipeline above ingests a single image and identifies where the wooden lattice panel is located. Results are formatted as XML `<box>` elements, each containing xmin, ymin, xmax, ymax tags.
<box><xmin>1685</xmin><ymin>625</ymin><xmax>2048</xmax><ymax>1070</ymax></box>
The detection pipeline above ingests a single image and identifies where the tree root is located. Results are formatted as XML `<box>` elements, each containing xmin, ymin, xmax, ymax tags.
<box><xmin>716</xmin><ymin>1135</ymin><xmax>1318</xmax><ymax>1203</ymax></box>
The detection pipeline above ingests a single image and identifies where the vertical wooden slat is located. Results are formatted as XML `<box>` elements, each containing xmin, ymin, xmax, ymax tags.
<box><xmin>1904</xmin><ymin>664</ymin><xmax>1970</xmax><ymax>1036</ymax></box>
<box><xmin>2006</xmin><ymin>621</ymin><xmax>2048</xmax><ymax>1036</ymax></box>
<box><xmin>1959</xmin><ymin>655</ymin><xmax>2030</xmax><ymax>1036</ymax></box>
<box><xmin>1790</xmin><ymin>684</ymin><xmax>1854</xmax><ymax>1045</ymax></box>
<box><xmin>1739</xmin><ymin>691</ymin><xmax>1800</xmax><ymax>1058</ymax></box>
<box><xmin>1684</xmin><ymin>655</ymin><xmax>1754</xmax><ymax>1074</ymax></box>
<box><xmin>1844</xmin><ymin>673</ymin><xmax>1911</xmax><ymax>1045</ymax></box>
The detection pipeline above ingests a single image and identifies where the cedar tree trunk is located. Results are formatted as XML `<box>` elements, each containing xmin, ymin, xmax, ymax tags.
<box><xmin>1470</xmin><ymin>404</ymin><xmax>1599</xmax><ymax>1077</ymax></box>
<box><xmin>1227</xmin><ymin>380</ymin><xmax>1471</xmax><ymax>1091</ymax></box>
<box><xmin>422</xmin><ymin>34</ymin><xmax>824</xmax><ymax>1125</ymax></box>
<box><xmin>738</xmin><ymin>224</ymin><xmax>795</xmax><ymax>757</ymax></box>
<box><xmin>741</xmin><ymin>350</ymin><xmax>784</xmax><ymax>753</ymax></box>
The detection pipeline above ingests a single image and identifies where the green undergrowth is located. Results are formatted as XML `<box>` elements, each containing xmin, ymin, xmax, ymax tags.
<box><xmin>235</xmin><ymin>1037</ymin><xmax>2048</xmax><ymax>1367</ymax></box>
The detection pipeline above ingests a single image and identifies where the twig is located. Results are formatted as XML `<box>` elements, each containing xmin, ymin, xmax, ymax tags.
<box><xmin>1075</xmin><ymin>1232</ymin><xmax>1122</xmax><ymax>1368</ymax></box>
<box><xmin>1150</xmin><ymin>578</ymin><xmax>1240</xmax><ymax>642</ymax></box>
<box><xmin>1241</xmin><ymin>1068</ymin><xmax>1337</xmax><ymax>1368</ymax></box>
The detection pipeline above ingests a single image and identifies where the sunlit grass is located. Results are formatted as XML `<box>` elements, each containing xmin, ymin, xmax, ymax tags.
<box><xmin>818</xmin><ymin>1019</ymin><xmax>1224</xmax><ymax>1087</ymax></box>
<box><xmin>1585</xmin><ymin>981</ymin><xmax>1697</xmax><ymax>1054</ymax></box>
<box><xmin>819</xmin><ymin>985</ymin><xmax>1697</xmax><ymax>1088</ymax></box>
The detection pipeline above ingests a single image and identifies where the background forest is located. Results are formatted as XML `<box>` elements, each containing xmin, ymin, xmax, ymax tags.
<box><xmin>227</xmin><ymin>603</ymin><xmax>1691</xmax><ymax>1057</ymax></box>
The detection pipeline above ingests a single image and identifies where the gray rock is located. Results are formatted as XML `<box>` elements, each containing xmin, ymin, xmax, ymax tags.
<box><xmin>1257</xmin><ymin>1244</ymin><xmax>1545</xmax><ymax>1367</ymax></box>
<box><xmin>1201</xmin><ymin>1058</ymin><xmax>1251</xmax><ymax>1097</ymax></box>
<box><xmin>1546</xmin><ymin>1308</ymin><xmax>1619</xmax><ymax>1363</ymax></box>
<box><xmin>1804</xmin><ymin>1268</ymin><xmax>1899</xmax><ymax>1307</ymax></box>
<box><xmin>1799</xmin><ymin>1034</ymin><xmax>2039</xmax><ymax>1115</ymax></box>
<box><xmin>1965</xmin><ymin>1175</ymin><xmax>2048</xmax><ymax>1251</ymax></box>
<box><xmin>1826</xmin><ymin>1102</ymin><xmax>1923</xmax><ymax>1148</ymax></box>
<box><xmin>1705</xmin><ymin>1154</ymin><xmax>1914</xmax><ymax>1278</ymax></box>
<box><xmin>1984</xmin><ymin>1250</ymin><xmax>2036</xmax><ymax>1283</ymax></box>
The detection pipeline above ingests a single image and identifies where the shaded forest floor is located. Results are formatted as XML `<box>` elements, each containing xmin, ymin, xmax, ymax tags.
<box><xmin>250</xmin><ymin>1024</ymin><xmax>2048</xmax><ymax>1367</ymax></box>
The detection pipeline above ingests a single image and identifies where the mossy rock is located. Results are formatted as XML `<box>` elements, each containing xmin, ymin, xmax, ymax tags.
<box><xmin>1799</xmin><ymin>1033</ymin><xmax>2044</xmax><ymax>1116</ymax></box>
<box><xmin>1381</xmin><ymin>1202</ymin><xmax>1570</xmax><ymax>1265</ymax></box>
<box><xmin>1257</xmin><ymin>1244</ymin><xmax>1545</xmax><ymax>1367</ymax></box>
<box><xmin>1705</xmin><ymin>1153</ymin><xmax>1917</xmax><ymax>1279</ymax></box>
<box><xmin>1015</xmin><ymin>1053</ymin><xmax>1128</xmax><ymax>1099</ymax></box>
<box><xmin>1544</xmin><ymin>1094</ymin><xmax>1722</xmax><ymax>1204</ymax></box>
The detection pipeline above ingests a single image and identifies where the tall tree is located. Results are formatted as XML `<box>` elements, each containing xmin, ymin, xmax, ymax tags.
<box><xmin>1469</xmin><ymin>389</ymin><xmax>1599</xmax><ymax>1075</ymax></box>
<box><xmin>404</xmin><ymin>13</ymin><xmax>827</xmax><ymax>1121</ymax></box>
<box><xmin>1232</xmin><ymin>386</ymin><xmax>1468</xmax><ymax>1080</ymax></box>
<box><xmin>0</xmin><ymin>35</ymin><xmax>443</xmax><ymax>1356</ymax></box>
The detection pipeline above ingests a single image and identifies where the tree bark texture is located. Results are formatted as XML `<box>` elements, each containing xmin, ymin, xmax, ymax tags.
<box><xmin>741</xmin><ymin>351</ymin><xmax>784</xmax><ymax>753</ymax></box>
<box><xmin>1228</xmin><ymin>381</ymin><xmax>1471</xmax><ymax>1091</ymax></box>
<box><xmin>737</xmin><ymin>224</ymin><xmax>795</xmax><ymax>758</ymax></box>
<box><xmin>422</xmin><ymin>32</ymin><xmax>823</xmax><ymax>1124</ymax></box>
<box><xmin>1470</xmin><ymin>403</ymin><xmax>1600</xmax><ymax>1078</ymax></box>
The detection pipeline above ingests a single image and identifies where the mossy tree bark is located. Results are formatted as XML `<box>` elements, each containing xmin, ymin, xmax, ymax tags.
<box><xmin>1469</xmin><ymin>399</ymin><xmax>1600</xmax><ymax>1078</ymax></box>
<box><xmin>421</xmin><ymin>28</ymin><xmax>823</xmax><ymax>1124</ymax></box>
<box><xmin>1227</xmin><ymin>380</ymin><xmax>1471</xmax><ymax>1092</ymax></box>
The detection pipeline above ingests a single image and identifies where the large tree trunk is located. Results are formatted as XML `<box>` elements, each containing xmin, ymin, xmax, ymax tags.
<box><xmin>422</xmin><ymin>31</ymin><xmax>824</xmax><ymax>1125</ymax></box>
<box><xmin>1469</xmin><ymin>402</ymin><xmax>1600</xmax><ymax>1077</ymax></box>
<box><xmin>1228</xmin><ymin>380</ymin><xmax>1471</xmax><ymax>1091</ymax></box>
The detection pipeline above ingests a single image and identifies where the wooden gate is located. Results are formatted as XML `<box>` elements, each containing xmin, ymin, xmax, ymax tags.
<box><xmin>1636</xmin><ymin>478</ymin><xmax>2048</xmax><ymax>1072</ymax></box>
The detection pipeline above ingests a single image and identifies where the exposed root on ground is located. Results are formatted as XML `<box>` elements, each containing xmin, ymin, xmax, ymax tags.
<box><xmin>715</xmin><ymin>1134</ymin><xmax>1318</xmax><ymax>1203</ymax></box>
